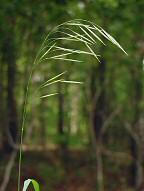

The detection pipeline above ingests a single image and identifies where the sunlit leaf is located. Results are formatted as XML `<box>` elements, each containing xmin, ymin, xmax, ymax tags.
<box><xmin>22</xmin><ymin>179</ymin><xmax>39</xmax><ymax>191</ymax></box>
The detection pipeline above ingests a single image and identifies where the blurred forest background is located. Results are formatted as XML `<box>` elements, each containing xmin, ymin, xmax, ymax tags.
<box><xmin>0</xmin><ymin>0</ymin><xmax>144</xmax><ymax>191</ymax></box>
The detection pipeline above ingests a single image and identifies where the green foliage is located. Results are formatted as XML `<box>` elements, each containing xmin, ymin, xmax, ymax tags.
<box><xmin>1</xmin><ymin>1</ymin><xmax>143</xmax><ymax>190</ymax></box>
<box><xmin>22</xmin><ymin>179</ymin><xmax>40</xmax><ymax>191</ymax></box>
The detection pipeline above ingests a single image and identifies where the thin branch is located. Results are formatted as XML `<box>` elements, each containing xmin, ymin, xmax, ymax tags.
<box><xmin>0</xmin><ymin>151</ymin><xmax>17</xmax><ymax>191</ymax></box>
<box><xmin>123</xmin><ymin>120</ymin><xmax>140</xmax><ymax>144</ymax></box>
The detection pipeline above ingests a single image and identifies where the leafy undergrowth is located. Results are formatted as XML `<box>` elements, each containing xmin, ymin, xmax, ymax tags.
<box><xmin>1</xmin><ymin>149</ymin><xmax>134</xmax><ymax>191</ymax></box>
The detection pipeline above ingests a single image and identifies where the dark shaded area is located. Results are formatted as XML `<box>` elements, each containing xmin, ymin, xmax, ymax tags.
<box><xmin>0</xmin><ymin>149</ymin><xmax>133</xmax><ymax>191</ymax></box>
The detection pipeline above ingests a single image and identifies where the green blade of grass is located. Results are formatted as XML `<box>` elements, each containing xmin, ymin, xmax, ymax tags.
<box><xmin>57</xmin><ymin>30</ymin><xmax>93</xmax><ymax>45</ymax></box>
<box><xmin>30</xmin><ymin>71</ymin><xmax>66</xmax><ymax>101</ymax></box>
<box><xmin>84</xmin><ymin>26</ymin><xmax>106</xmax><ymax>46</ymax></box>
<box><xmin>79</xmin><ymin>26</ymin><xmax>96</xmax><ymax>43</ymax></box>
<box><xmin>64</xmin><ymin>27</ymin><xmax>95</xmax><ymax>44</ymax></box>
<box><xmin>55</xmin><ymin>46</ymin><xmax>93</xmax><ymax>55</ymax></box>
<box><xmin>37</xmin><ymin>42</ymin><xmax>57</xmax><ymax>63</ymax></box>
<box><xmin>60</xmin><ymin>80</ymin><xmax>83</xmax><ymax>84</ymax></box>
<box><xmin>85</xmin><ymin>43</ymin><xmax>101</xmax><ymax>62</ymax></box>
<box><xmin>30</xmin><ymin>93</ymin><xmax>58</xmax><ymax>105</ymax></box>
<box><xmin>22</xmin><ymin>179</ymin><xmax>40</xmax><ymax>191</ymax></box>
<box><xmin>49</xmin><ymin>57</ymin><xmax>82</xmax><ymax>62</ymax></box>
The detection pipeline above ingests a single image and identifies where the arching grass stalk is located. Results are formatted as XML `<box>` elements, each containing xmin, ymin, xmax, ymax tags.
<box><xmin>18</xmin><ymin>19</ymin><xmax>127</xmax><ymax>191</ymax></box>
<box><xmin>18</xmin><ymin>65</ymin><xmax>34</xmax><ymax>191</ymax></box>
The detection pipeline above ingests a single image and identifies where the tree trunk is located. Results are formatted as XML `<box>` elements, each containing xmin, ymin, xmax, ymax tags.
<box><xmin>88</xmin><ymin>58</ymin><xmax>106</xmax><ymax>191</ymax></box>
<box><xmin>130</xmin><ymin>58</ymin><xmax>144</xmax><ymax>190</ymax></box>
<box><xmin>89</xmin><ymin>106</ymin><xmax>104</xmax><ymax>191</ymax></box>
<box><xmin>70</xmin><ymin>85</ymin><xmax>79</xmax><ymax>134</ymax></box>
<box><xmin>2</xmin><ymin>34</ymin><xmax>18</xmax><ymax>153</ymax></box>
<box><xmin>0</xmin><ymin>61</ymin><xmax>6</xmax><ymax>151</ymax></box>
<box><xmin>92</xmin><ymin>59</ymin><xmax>106</xmax><ymax>138</ymax></box>
<box><xmin>57</xmin><ymin>81</ymin><xmax>67</xmax><ymax>153</ymax></box>
<box><xmin>136</xmin><ymin>146</ymin><xmax>144</xmax><ymax>191</ymax></box>
<box><xmin>40</xmin><ymin>98</ymin><xmax>46</xmax><ymax>146</ymax></box>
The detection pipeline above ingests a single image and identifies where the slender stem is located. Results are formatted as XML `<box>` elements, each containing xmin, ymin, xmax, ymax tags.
<box><xmin>17</xmin><ymin>29</ymin><xmax>52</xmax><ymax>191</ymax></box>
<box><xmin>17</xmin><ymin>65</ymin><xmax>35</xmax><ymax>191</ymax></box>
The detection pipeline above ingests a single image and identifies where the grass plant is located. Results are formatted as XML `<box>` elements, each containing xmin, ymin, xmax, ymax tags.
<box><xmin>19</xmin><ymin>19</ymin><xmax>127</xmax><ymax>191</ymax></box>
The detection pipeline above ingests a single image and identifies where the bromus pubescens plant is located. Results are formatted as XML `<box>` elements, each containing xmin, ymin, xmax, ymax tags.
<box><xmin>19</xmin><ymin>19</ymin><xmax>127</xmax><ymax>191</ymax></box>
